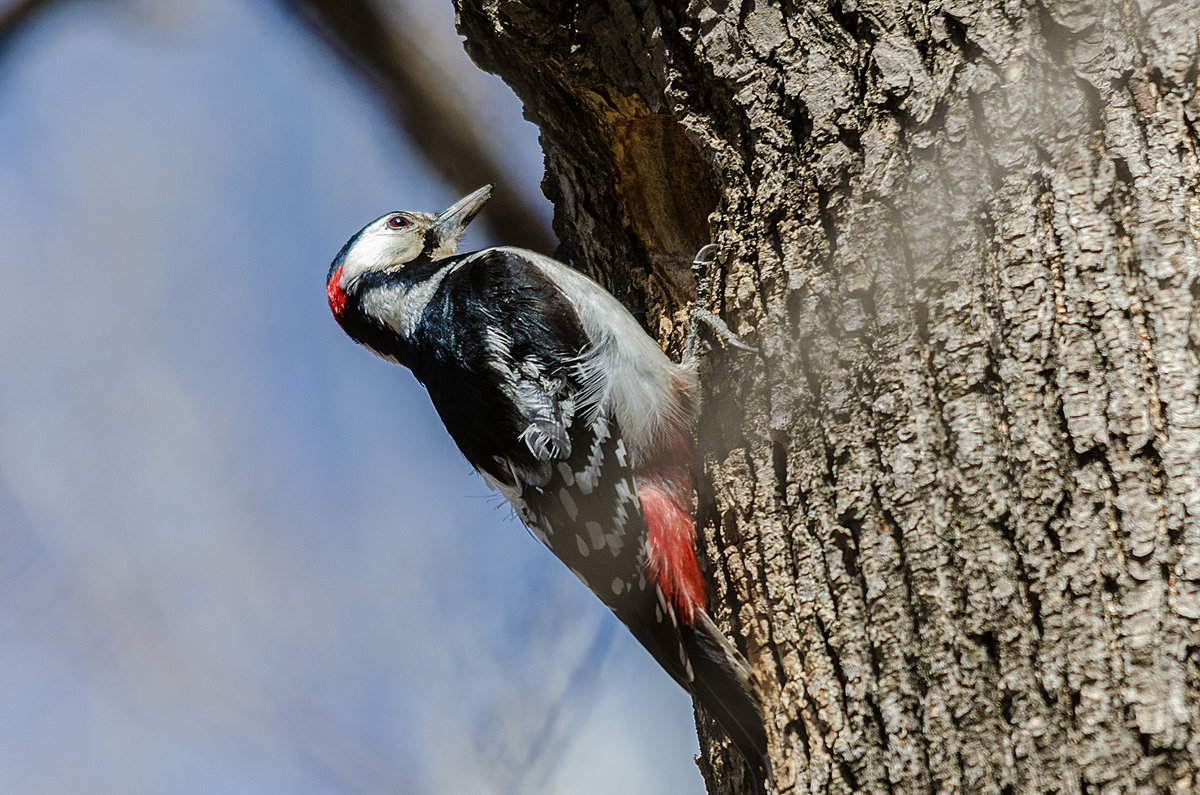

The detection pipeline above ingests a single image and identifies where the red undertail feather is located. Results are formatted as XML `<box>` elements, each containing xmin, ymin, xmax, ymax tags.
<box><xmin>638</xmin><ymin>371</ymin><xmax>705</xmax><ymax>623</ymax></box>
<box><xmin>639</xmin><ymin>477</ymin><xmax>706</xmax><ymax>623</ymax></box>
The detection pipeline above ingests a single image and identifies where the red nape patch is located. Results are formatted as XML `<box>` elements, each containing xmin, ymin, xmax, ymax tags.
<box><xmin>327</xmin><ymin>264</ymin><xmax>347</xmax><ymax>316</ymax></box>
<box><xmin>639</xmin><ymin>480</ymin><xmax>707</xmax><ymax>624</ymax></box>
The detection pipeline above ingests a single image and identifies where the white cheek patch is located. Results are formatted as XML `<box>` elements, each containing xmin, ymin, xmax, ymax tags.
<box><xmin>339</xmin><ymin>227</ymin><xmax>425</xmax><ymax>287</ymax></box>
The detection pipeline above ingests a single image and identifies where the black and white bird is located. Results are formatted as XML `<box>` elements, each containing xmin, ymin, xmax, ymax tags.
<box><xmin>326</xmin><ymin>185</ymin><xmax>769</xmax><ymax>787</ymax></box>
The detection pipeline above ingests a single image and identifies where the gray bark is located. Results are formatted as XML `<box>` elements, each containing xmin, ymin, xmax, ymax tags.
<box><xmin>454</xmin><ymin>1</ymin><xmax>1200</xmax><ymax>794</ymax></box>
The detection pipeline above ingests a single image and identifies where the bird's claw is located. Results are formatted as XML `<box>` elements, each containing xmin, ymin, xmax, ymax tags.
<box><xmin>686</xmin><ymin>244</ymin><xmax>760</xmax><ymax>357</ymax></box>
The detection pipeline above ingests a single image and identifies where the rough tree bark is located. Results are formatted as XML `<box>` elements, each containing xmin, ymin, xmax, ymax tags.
<box><xmin>452</xmin><ymin>1</ymin><xmax>1200</xmax><ymax>794</ymax></box>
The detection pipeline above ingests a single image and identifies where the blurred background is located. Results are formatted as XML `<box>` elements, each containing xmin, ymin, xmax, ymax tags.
<box><xmin>0</xmin><ymin>0</ymin><xmax>702</xmax><ymax>792</ymax></box>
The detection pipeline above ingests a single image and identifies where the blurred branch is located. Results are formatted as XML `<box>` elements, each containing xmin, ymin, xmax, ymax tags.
<box><xmin>0</xmin><ymin>0</ymin><xmax>53</xmax><ymax>52</ymax></box>
<box><xmin>0</xmin><ymin>0</ymin><xmax>554</xmax><ymax>249</ymax></box>
<box><xmin>285</xmin><ymin>0</ymin><xmax>555</xmax><ymax>253</ymax></box>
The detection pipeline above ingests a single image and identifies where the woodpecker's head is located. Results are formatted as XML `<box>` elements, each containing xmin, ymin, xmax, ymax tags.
<box><xmin>327</xmin><ymin>185</ymin><xmax>492</xmax><ymax>320</ymax></box>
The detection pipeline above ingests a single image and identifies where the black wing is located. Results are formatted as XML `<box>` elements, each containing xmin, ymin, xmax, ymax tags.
<box><xmin>415</xmin><ymin>250</ymin><xmax>665</xmax><ymax>626</ymax></box>
<box><xmin>415</xmin><ymin>248</ymin><xmax>592</xmax><ymax>487</ymax></box>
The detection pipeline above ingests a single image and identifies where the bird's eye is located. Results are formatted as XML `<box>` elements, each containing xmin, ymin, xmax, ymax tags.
<box><xmin>387</xmin><ymin>215</ymin><xmax>410</xmax><ymax>229</ymax></box>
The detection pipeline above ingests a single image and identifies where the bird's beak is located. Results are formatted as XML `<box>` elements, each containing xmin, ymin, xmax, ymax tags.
<box><xmin>431</xmin><ymin>185</ymin><xmax>492</xmax><ymax>256</ymax></box>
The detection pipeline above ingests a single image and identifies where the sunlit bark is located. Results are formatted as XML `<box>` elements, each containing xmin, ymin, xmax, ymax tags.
<box><xmin>453</xmin><ymin>1</ymin><xmax>1200</xmax><ymax>793</ymax></box>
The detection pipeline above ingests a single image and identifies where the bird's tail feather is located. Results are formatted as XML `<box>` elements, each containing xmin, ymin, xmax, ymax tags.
<box><xmin>615</xmin><ymin>580</ymin><xmax>770</xmax><ymax>790</ymax></box>
<box><xmin>686</xmin><ymin>610</ymin><xmax>771</xmax><ymax>792</ymax></box>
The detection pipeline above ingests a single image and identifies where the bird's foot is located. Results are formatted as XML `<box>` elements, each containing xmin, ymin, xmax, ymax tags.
<box><xmin>686</xmin><ymin>243</ymin><xmax>760</xmax><ymax>358</ymax></box>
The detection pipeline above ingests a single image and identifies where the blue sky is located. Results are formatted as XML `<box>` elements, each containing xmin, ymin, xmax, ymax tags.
<box><xmin>0</xmin><ymin>0</ymin><xmax>701</xmax><ymax>792</ymax></box>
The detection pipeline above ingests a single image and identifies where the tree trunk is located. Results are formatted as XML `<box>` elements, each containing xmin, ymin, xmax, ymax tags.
<box><xmin>455</xmin><ymin>1</ymin><xmax>1200</xmax><ymax>793</ymax></box>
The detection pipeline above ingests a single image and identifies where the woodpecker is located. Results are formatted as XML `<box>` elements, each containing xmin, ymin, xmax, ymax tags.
<box><xmin>327</xmin><ymin>186</ymin><xmax>769</xmax><ymax>787</ymax></box>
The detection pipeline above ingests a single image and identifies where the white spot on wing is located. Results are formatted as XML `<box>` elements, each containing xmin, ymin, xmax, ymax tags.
<box><xmin>609</xmin><ymin>477</ymin><xmax>636</xmax><ymax>536</ymax></box>
<box><xmin>574</xmin><ymin>419</ymin><xmax>610</xmax><ymax>495</ymax></box>
<box><xmin>586</xmin><ymin>521</ymin><xmax>606</xmax><ymax>551</ymax></box>
<box><xmin>557</xmin><ymin>463</ymin><xmax>575</xmax><ymax>486</ymax></box>
<box><xmin>657</xmin><ymin>586</ymin><xmax>678</xmax><ymax>628</ymax></box>
<box><xmin>557</xmin><ymin>488</ymin><xmax>578</xmax><ymax>520</ymax></box>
